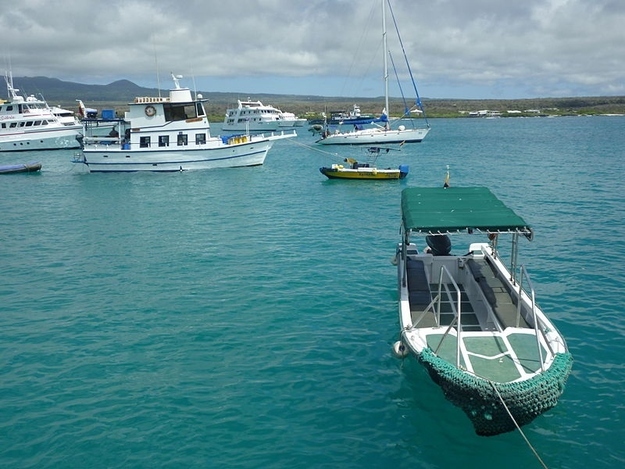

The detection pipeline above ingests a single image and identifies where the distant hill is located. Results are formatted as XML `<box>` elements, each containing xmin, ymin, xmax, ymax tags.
<box><xmin>7</xmin><ymin>75</ymin><xmax>327</xmax><ymax>107</ymax></box>
<box><xmin>5</xmin><ymin>76</ymin><xmax>625</xmax><ymax>121</ymax></box>
<box><xmin>6</xmin><ymin>76</ymin><xmax>148</xmax><ymax>103</ymax></box>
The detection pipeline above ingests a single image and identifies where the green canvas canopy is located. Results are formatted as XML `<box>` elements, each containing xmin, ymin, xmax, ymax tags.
<box><xmin>401</xmin><ymin>187</ymin><xmax>533</xmax><ymax>238</ymax></box>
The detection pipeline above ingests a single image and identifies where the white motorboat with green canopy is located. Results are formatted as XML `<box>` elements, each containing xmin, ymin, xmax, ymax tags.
<box><xmin>394</xmin><ymin>186</ymin><xmax>572</xmax><ymax>436</ymax></box>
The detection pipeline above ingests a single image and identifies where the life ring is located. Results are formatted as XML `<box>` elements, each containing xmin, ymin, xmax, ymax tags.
<box><xmin>145</xmin><ymin>105</ymin><xmax>156</xmax><ymax>117</ymax></box>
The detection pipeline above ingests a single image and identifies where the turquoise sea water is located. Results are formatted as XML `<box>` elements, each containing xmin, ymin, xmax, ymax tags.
<box><xmin>1</xmin><ymin>116</ymin><xmax>624</xmax><ymax>468</ymax></box>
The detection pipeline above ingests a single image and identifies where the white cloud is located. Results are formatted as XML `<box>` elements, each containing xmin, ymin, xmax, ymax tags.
<box><xmin>1</xmin><ymin>0</ymin><xmax>624</xmax><ymax>98</ymax></box>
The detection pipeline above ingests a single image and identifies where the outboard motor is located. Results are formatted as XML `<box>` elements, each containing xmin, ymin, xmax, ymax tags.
<box><xmin>426</xmin><ymin>234</ymin><xmax>451</xmax><ymax>256</ymax></box>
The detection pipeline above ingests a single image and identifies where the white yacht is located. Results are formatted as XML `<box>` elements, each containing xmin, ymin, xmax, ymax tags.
<box><xmin>223</xmin><ymin>99</ymin><xmax>306</xmax><ymax>132</ymax></box>
<box><xmin>75</xmin><ymin>75</ymin><xmax>296</xmax><ymax>173</ymax></box>
<box><xmin>0</xmin><ymin>73</ymin><xmax>83</xmax><ymax>152</ymax></box>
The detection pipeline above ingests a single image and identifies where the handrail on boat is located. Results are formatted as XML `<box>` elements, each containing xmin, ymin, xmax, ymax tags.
<box><xmin>518</xmin><ymin>265</ymin><xmax>546</xmax><ymax>371</ymax></box>
<box><xmin>510</xmin><ymin>233</ymin><xmax>519</xmax><ymax>284</ymax></box>
<box><xmin>432</xmin><ymin>265</ymin><xmax>463</xmax><ymax>368</ymax></box>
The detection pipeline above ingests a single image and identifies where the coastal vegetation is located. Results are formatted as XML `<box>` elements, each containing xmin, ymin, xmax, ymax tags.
<box><xmin>7</xmin><ymin>76</ymin><xmax>625</xmax><ymax>122</ymax></box>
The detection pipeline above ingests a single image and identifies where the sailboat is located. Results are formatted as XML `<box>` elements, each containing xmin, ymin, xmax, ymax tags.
<box><xmin>316</xmin><ymin>0</ymin><xmax>430</xmax><ymax>146</ymax></box>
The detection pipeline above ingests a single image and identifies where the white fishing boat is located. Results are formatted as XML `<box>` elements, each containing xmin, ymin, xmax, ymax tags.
<box><xmin>393</xmin><ymin>182</ymin><xmax>572</xmax><ymax>436</ymax></box>
<box><xmin>223</xmin><ymin>99</ymin><xmax>306</xmax><ymax>132</ymax></box>
<box><xmin>75</xmin><ymin>74</ymin><xmax>296</xmax><ymax>173</ymax></box>
<box><xmin>0</xmin><ymin>72</ymin><xmax>83</xmax><ymax>152</ymax></box>
<box><xmin>316</xmin><ymin>0</ymin><xmax>430</xmax><ymax>145</ymax></box>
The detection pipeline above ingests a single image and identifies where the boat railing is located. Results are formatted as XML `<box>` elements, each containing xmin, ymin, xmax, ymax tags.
<box><xmin>518</xmin><ymin>265</ymin><xmax>549</xmax><ymax>370</ymax></box>
<box><xmin>432</xmin><ymin>265</ymin><xmax>463</xmax><ymax>368</ymax></box>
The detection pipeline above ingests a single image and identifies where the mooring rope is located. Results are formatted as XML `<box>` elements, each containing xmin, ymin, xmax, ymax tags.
<box><xmin>489</xmin><ymin>380</ymin><xmax>549</xmax><ymax>469</ymax></box>
<box><xmin>286</xmin><ymin>138</ymin><xmax>341</xmax><ymax>160</ymax></box>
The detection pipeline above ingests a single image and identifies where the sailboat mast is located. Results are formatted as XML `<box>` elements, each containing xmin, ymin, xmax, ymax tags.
<box><xmin>382</xmin><ymin>0</ymin><xmax>389</xmax><ymax>119</ymax></box>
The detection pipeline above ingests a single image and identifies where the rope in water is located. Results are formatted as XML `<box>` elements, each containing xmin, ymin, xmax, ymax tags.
<box><xmin>489</xmin><ymin>380</ymin><xmax>549</xmax><ymax>469</ymax></box>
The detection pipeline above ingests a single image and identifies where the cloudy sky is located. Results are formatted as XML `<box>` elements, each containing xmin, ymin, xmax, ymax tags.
<box><xmin>2</xmin><ymin>0</ymin><xmax>624</xmax><ymax>99</ymax></box>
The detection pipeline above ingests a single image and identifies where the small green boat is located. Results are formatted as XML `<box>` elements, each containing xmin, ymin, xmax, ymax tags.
<box><xmin>394</xmin><ymin>185</ymin><xmax>572</xmax><ymax>436</ymax></box>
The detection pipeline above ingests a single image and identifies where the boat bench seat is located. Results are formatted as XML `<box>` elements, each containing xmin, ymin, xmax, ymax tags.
<box><xmin>466</xmin><ymin>258</ymin><xmax>529</xmax><ymax>329</ymax></box>
<box><xmin>407</xmin><ymin>258</ymin><xmax>438</xmax><ymax>327</ymax></box>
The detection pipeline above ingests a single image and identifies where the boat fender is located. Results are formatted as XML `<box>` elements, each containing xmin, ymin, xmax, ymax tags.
<box><xmin>393</xmin><ymin>340</ymin><xmax>409</xmax><ymax>358</ymax></box>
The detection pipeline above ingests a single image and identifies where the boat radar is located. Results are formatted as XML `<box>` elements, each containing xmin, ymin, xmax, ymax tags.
<box><xmin>171</xmin><ymin>73</ymin><xmax>183</xmax><ymax>89</ymax></box>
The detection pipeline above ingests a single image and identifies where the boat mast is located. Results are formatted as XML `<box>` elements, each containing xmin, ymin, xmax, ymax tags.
<box><xmin>382</xmin><ymin>0</ymin><xmax>389</xmax><ymax>120</ymax></box>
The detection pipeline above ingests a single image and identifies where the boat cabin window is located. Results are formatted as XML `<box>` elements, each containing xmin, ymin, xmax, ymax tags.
<box><xmin>177</xmin><ymin>133</ymin><xmax>188</xmax><ymax>146</ymax></box>
<box><xmin>195</xmin><ymin>133</ymin><xmax>206</xmax><ymax>145</ymax></box>
<box><xmin>163</xmin><ymin>103</ymin><xmax>197</xmax><ymax>121</ymax></box>
<box><xmin>140</xmin><ymin>136</ymin><xmax>151</xmax><ymax>148</ymax></box>
<box><xmin>25</xmin><ymin>121</ymin><xmax>33</xmax><ymax>127</ymax></box>
<box><xmin>158</xmin><ymin>135</ymin><xmax>169</xmax><ymax>147</ymax></box>
<box><xmin>196</xmin><ymin>102</ymin><xmax>205</xmax><ymax>117</ymax></box>
<box><xmin>6</xmin><ymin>105</ymin><xmax>13</xmax><ymax>111</ymax></box>
<box><xmin>10</xmin><ymin>122</ymin><xmax>17</xmax><ymax>128</ymax></box>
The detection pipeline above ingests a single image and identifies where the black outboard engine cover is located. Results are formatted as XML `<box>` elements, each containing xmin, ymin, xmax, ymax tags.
<box><xmin>426</xmin><ymin>235</ymin><xmax>452</xmax><ymax>256</ymax></box>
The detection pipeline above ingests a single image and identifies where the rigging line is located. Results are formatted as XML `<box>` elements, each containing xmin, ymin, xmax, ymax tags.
<box><xmin>388</xmin><ymin>50</ymin><xmax>410</xmax><ymax>118</ymax></box>
<box><xmin>339</xmin><ymin>3</ymin><xmax>378</xmax><ymax>97</ymax></box>
<box><xmin>386</xmin><ymin>0</ymin><xmax>429</xmax><ymax>125</ymax></box>
<box><xmin>488</xmin><ymin>381</ymin><xmax>549</xmax><ymax>469</ymax></box>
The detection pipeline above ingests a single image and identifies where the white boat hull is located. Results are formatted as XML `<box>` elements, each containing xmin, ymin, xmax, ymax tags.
<box><xmin>223</xmin><ymin>120</ymin><xmax>306</xmax><ymax>132</ymax></box>
<box><xmin>279</xmin><ymin>120</ymin><xmax>306</xmax><ymax>128</ymax></box>
<box><xmin>0</xmin><ymin>127</ymin><xmax>82</xmax><ymax>152</ymax></box>
<box><xmin>317</xmin><ymin>126</ymin><xmax>429</xmax><ymax>145</ymax></box>
<box><xmin>77</xmin><ymin>139</ymin><xmax>276</xmax><ymax>172</ymax></box>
